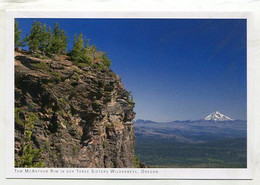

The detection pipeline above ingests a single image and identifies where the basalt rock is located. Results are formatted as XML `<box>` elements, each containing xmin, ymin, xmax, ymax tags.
<box><xmin>14</xmin><ymin>51</ymin><xmax>135</xmax><ymax>168</ymax></box>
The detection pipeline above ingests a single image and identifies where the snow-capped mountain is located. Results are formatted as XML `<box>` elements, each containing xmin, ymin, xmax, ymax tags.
<box><xmin>204</xmin><ymin>111</ymin><xmax>234</xmax><ymax>121</ymax></box>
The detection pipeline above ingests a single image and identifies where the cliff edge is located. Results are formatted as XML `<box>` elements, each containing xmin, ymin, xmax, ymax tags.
<box><xmin>14</xmin><ymin>51</ymin><xmax>136</xmax><ymax>168</ymax></box>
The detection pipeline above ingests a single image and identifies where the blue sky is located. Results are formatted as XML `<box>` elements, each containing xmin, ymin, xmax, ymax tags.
<box><xmin>16</xmin><ymin>18</ymin><xmax>247</xmax><ymax>121</ymax></box>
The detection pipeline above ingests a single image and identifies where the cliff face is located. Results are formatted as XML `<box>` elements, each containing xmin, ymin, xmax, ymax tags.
<box><xmin>14</xmin><ymin>51</ymin><xmax>135</xmax><ymax>168</ymax></box>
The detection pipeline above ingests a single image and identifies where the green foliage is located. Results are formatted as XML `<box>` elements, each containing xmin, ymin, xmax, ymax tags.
<box><xmin>85</xmin><ymin>46</ymin><xmax>111</xmax><ymax>68</ymax></box>
<box><xmin>73</xmin><ymin>144</ymin><xmax>78</xmax><ymax>155</ymax></box>
<box><xmin>51</xmin><ymin>23</ymin><xmax>68</xmax><ymax>55</ymax></box>
<box><xmin>93</xmin><ymin>62</ymin><xmax>105</xmax><ymax>70</ymax></box>
<box><xmin>27</xmin><ymin>21</ymin><xmax>67</xmax><ymax>57</ymax></box>
<box><xmin>58</xmin><ymin>97</ymin><xmax>67</xmax><ymax>107</ymax></box>
<box><xmin>15</xmin><ymin>107</ymin><xmax>25</xmax><ymax>126</ymax></box>
<box><xmin>102</xmin><ymin>52</ymin><xmax>111</xmax><ymax>67</ymax></box>
<box><xmin>28</xmin><ymin>21</ymin><xmax>42</xmax><ymax>53</ymax></box>
<box><xmin>31</xmin><ymin>61</ymin><xmax>50</xmax><ymax>71</ymax></box>
<box><xmin>25</xmin><ymin>112</ymin><xmax>38</xmax><ymax>130</ymax></box>
<box><xmin>39</xmin><ymin>23</ymin><xmax>49</xmax><ymax>56</ymax></box>
<box><xmin>127</xmin><ymin>91</ymin><xmax>135</xmax><ymax>106</ymax></box>
<box><xmin>69</xmin><ymin>33</ymin><xmax>111</xmax><ymax>68</ymax></box>
<box><xmin>105</xmin><ymin>123</ymin><xmax>114</xmax><ymax>129</ymax></box>
<box><xmin>32</xmin><ymin>52</ymin><xmax>43</xmax><ymax>59</ymax></box>
<box><xmin>62</xmin><ymin>119</ymin><xmax>70</xmax><ymax>128</ymax></box>
<box><xmin>15</xmin><ymin>111</ymin><xmax>45</xmax><ymax>168</ymax></box>
<box><xmin>16</xmin><ymin>21</ymin><xmax>112</xmax><ymax>67</ymax></box>
<box><xmin>16</xmin><ymin>143</ymin><xmax>45</xmax><ymax>168</ymax></box>
<box><xmin>70</xmin><ymin>33</ymin><xmax>91</xmax><ymax>63</ymax></box>
<box><xmin>30</xmin><ymin>62</ymin><xmax>62</xmax><ymax>82</ymax></box>
<box><xmin>15</xmin><ymin>21</ymin><xmax>26</xmax><ymax>49</ymax></box>
<box><xmin>134</xmin><ymin>156</ymin><xmax>142</xmax><ymax>168</ymax></box>
<box><xmin>15</xmin><ymin>109</ymin><xmax>37</xmax><ymax>130</ymax></box>
<box><xmin>45</xmin><ymin>27</ymin><xmax>53</xmax><ymax>56</ymax></box>
<box><xmin>72</xmin><ymin>66</ymin><xmax>81</xmax><ymax>74</ymax></box>
<box><xmin>60</xmin><ymin>30</ymin><xmax>68</xmax><ymax>53</ymax></box>
<box><xmin>57</xmin><ymin>109</ymin><xmax>64</xmax><ymax>117</ymax></box>
<box><xmin>135</xmin><ymin>137</ymin><xmax>247</xmax><ymax>168</ymax></box>
<box><xmin>49</xmin><ymin>71</ymin><xmax>62</xmax><ymax>82</ymax></box>
<box><xmin>75</xmin><ymin>61</ymin><xmax>90</xmax><ymax>68</ymax></box>
<box><xmin>73</xmin><ymin>33</ymin><xmax>84</xmax><ymax>57</ymax></box>
<box><xmin>102</xmin><ymin>140</ymin><xmax>108</xmax><ymax>149</ymax></box>
<box><xmin>15</xmin><ymin>21</ymin><xmax>22</xmax><ymax>48</ymax></box>
<box><xmin>24</xmin><ymin>130</ymin><xmax>32</xmax><ymax>142</ymax></box>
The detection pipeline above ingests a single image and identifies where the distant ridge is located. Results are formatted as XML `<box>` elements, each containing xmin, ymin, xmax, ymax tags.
<box><xmin>134</xmin><ymin>118</ymin><xmax>243</xmax><ymax>125</ymax></box>
<box><xmin>135</xmin><ymin>111</ymin><xmax>238</xmax><ymax>124</ymax></box>
<box><xmin>204</xmin><ymin>111</ymin><xmax>234</xmax><ymax>121</ymax></box>
<box><xmin>134</xmin><ymin>119</ymin><xmax>157</xmax><ymax>124</ymax></box>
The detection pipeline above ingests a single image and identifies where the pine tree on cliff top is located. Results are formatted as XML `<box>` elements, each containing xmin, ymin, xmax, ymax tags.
<box><xmin>51</xmin><ymin>22</ymin><xmax>68</xmax><ymax>55</ymax></box>
<box><xmin>28</xmin><ymin>21</ymin><xmax>42</xmax><ymax>53</ymax></box>
<box><xmin>15</xmin><ymin>21</ymin><xmax>26</xmax><ymax>49</ymax></box>
<box><xmin>70</xmin><ymin>33</ymin><xmax>85</xmax><ymax>62</ymax></box>
<box><xmin>39</xmin><ymin>23</ymin><xmax>49</xmax><ymax>56</ymax></box>
<box><xmin>60</xmin><ymin>29</ymin><xmax>68</xmax><ymax>54</ymax></box>
<box><xmin>45</xmin><ymin>26</ymin><xmax>53</xmax><ymax>56</ymax></box>
<box><xmin>17</xmin><ymin>20</ymin><xmax>111</xmax><ymax>67</ymax></box>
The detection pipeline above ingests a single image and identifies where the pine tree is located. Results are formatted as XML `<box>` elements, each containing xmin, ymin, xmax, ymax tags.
<box><xmin>39</xmin><ymin>23</ymin><xmax>48</xmax><ymax>55</ymax></box>
<box><xmin>60</xmin><ymin>30</ymin><xmax>68</xmax><ymax>54</ymax></box>
<box><xmin>17</xmin><ymin>20</ymin><xmax>111</xmax><ymax>67</ymax></box>
<box><xmin>28</xmin><ymin>21</ymin><xmax>42</xmax><ymax>53</ymax></box>
<box><xmin>51</xmin><ymin>23</ymin><xmax>60</xmax><ymax>55</ymax></box>
<box><xmin>81</xmin><ymin>45</ymin><xmax>92</xmax><ymax>63</ymax></box>
<box><xmin>45</xmin><ymin>26</ymin><xmax>53</xmax><ymax>56</ymax></box>
<box><xmin>15</xmin><ymin>21</ymin><xmax>26</xmax><ymax>49</ymax></box>
<box><xmin>51</xmin><ymin>22</ymin><xmax>68</xmax><ymax>55</ymax></box>
<box><xmin>70</xmin><ymin>33</ymin><xmax>84</xmax><ymax>62</ymax></box>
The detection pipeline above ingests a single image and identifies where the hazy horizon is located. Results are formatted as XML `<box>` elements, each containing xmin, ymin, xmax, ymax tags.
<box><xmin>16</xmin><ymin>18</ymin><xmax>247</xmax><ymax>122</ymax></box>
<box><xmin>134</xmin><ymin>109</ymin><xmax>247</xmax><ymax>122</ymax></box>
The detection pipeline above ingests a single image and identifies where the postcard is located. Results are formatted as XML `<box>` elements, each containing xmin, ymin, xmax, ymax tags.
<box><xmin>5</xmin><ymin>11</ymin><xmax>253</xmax><ymax>179</ymax></box>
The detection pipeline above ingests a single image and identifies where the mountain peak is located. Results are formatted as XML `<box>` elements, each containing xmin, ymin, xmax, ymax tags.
<box><xmin>204</xmin><ymin>111</ymin><xmax>234</xmax><ymax>121</ymax></box>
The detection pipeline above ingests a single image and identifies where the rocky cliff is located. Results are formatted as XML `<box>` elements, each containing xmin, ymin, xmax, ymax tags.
<box><xmin>14</xmin><ymin>51</ymin><xmax>136</xmax><ymax>168</ymax></box>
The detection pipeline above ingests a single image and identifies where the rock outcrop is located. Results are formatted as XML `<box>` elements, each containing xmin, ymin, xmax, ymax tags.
<box><xmin>14</xmin><ymin>51</ymin><xmax>135</xmax><ymax>168</ymax></box>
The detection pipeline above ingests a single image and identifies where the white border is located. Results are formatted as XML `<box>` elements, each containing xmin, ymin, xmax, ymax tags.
<box><xmin>5</xmin><ymin>11</ymin><xmax>253</xmax><ymax>179</ymax></box>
